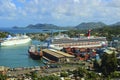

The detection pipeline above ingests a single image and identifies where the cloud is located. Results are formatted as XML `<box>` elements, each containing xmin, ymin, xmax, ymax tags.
<box><xmin>0</xmin><ymin>0</ymin><xmax>17</xmax><ymax>20</ymax></box>
<box><xmin>0</xmin><ymin>0</ymin><xmax>120</xmax><ymax>27</ymax></box>
<box><xmin>105</xmin><ymin>0</ymin><xmax>120</xmax><ymax>7</ymax></box>
<box><xmin>74</xmin><ymin>0</ymin><xmax>80</xmax><ymax>3</ymax></box>
<box><xmin>17</xmin><ymin>0</ymin><xmax>26</xmax><ymax>3</ymax></box>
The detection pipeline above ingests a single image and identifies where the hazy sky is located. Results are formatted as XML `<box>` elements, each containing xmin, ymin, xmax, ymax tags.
<box><xmin>0</xmin><ymin>0</ymin><xmax>120</xmax><ymax>27</ymax></box>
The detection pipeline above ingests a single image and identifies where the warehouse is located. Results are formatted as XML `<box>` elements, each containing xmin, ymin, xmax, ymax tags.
<box><xmin>42</xmin><ymin>49</ymin><xmax>74</xmax><ymax>62</ymax></box>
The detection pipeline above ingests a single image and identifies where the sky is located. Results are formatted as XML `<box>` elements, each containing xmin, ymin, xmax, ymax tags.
<box><xmin>0</xmin><ymin>0</ymin><xmax>120</xmax><ymax>27</ymax></box>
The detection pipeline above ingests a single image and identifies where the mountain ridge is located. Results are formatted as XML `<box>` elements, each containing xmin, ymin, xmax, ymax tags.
<box><xmin>75</xmin><ymin>22</ymin><xmax>107</xmax><ymax>30</ymax></box>
<box><xmin>12</xmin><ymin>21</ymin><xmax>120</xmax><ymax>30</ymax></box>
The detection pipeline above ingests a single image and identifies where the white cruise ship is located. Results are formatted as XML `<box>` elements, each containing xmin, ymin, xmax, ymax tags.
<box><xmin>0</xmin><ymin>34</ymin><xmax>31</xmax><ymax>46</ymax></box>
<box><xmin>47</xmin><ymin>30</ymin><xmax>108</xmax><ymax>50</ymax></box>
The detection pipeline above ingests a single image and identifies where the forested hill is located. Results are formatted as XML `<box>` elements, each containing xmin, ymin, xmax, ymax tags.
<box><xmin>13</xmin><ymin>23</ymin><xmax>73</xmax><ymax>30</ymax></box>
<box><xmin>12</xmin><ymin>21</ymin><xmax>120</xmax><ymax>30</ymax></box>
<box><xmin>75</xmin><ymin>22</ymin><xmax>106</xmax><ymax>30</ymax></box>
<box><xmin>26</xmin><ymin>24</ymin><xmax>59</xmax><ymax>29</ymax></box>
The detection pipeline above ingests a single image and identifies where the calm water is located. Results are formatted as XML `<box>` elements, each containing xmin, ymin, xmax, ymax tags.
<box><xmin>0</xmin><ymin>40</ymin><xmax>46</xmax><ymax>68</ymax></box>
<box><xmin>0</xmin><ymin>28</ymin><xmax>66</xmax><ymax>68</ymax></box>
<box><xmin>0</xmin><ymin>28</ymin><xmax>66</xmax><ymax>34</ymax></box>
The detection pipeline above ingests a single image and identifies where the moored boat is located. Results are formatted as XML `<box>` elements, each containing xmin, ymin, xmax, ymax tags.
<box><xmin>0</xmin><ymin>34</ymin><xmax>31</xmax><ymax>46</ymax></box>
<box><xmin>28</xmin><ymin>44</ymin><xmax>47</xmax><ymax>60</ymax></box>
<box><xmin>47</xmin><ymin>30</ymin><xmax>108</xmax><ymax>50</ymax></box>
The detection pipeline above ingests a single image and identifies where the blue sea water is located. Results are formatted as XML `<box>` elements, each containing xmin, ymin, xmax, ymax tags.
<box><xmin>0</xmin><ymin>28</ymin><xmax>66</xmax><ymax>68</ymax></box>
<box><xmin>0</xmin><ymin>28</ymin><xmax>66</xmax><ymax>34</ymax></box>
<box><xmin>0</xmin><ymin>40</ymin><xmax>46</xmax><ymax>68</ymax></box>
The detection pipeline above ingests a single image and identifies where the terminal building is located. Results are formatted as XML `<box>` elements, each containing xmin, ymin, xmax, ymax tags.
<box><xmin>42</xmin><ymin>49</ymin><xmax>74</xmax><ymax>62</ymax></box>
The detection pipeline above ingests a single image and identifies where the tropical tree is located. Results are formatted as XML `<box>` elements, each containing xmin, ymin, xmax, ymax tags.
<box><xmin>60</xmin><ymin>71</ymin><xmax>68</xmax><ymax>77</ymax></box>
<box><xmin>30</xmin><ymin>71</ymin><xmax>38</xmax><ymax>80</ymax></box>
<box><xmin>39</xmin><ymin>75</ymin><xmax>60</xmax><ymax>80</ymax></box>
<box><xmin>86</xmin><ymin>71</ymin><xmax>100</xmax><ymax>80</ymax></box>
<box><xmin>0</xmin><ymin>73</ymin><xmax>7</xmax><ymax>80</ymax></box>
<box><xmin>93</xmin><ymin>59</ymin><xmax>101</xmax><ymax>72</ymax></box>
<box><xmin>101</xmin><ymin>51</ymin><xmax>117</xmax><ymax>77</ymax></box>
<box><xmin>0</xmin><ymin>32</ymin><xmax>8</xmax><ymax>38</ymax></box>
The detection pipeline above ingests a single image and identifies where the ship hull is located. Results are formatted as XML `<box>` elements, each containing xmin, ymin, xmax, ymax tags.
<box><xmin>28</xmin><ymin>51</ymin><xmax>42</xmax><ymax>60</ymax></box>
<box><xmin>1</xmin><ymin>38</ymin><xmax>31</xmax><ymax>46</ymax></box>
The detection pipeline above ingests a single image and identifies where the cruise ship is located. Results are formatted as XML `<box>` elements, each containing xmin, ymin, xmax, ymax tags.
<box><xmin>47</xmin><ymin>30</ymin><xmax>108</xmax><ymax>50</ymax></box>
<box><xmin>0</xmin><ymin>34</ymin><xmax>31</xmax><ymax>46</ymax></box>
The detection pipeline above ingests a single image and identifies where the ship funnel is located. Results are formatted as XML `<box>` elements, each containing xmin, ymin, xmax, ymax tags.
<box><xmin>87</xmin><ymin>30</ymin><xmax>91</xmax><ymax>39</ymax></box>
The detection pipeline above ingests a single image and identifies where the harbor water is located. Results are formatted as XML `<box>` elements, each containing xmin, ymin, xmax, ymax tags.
<box><xmin>0</xmin><ymin>28</ymin><xmax>67</xmax><ymax>68</ymax></box>
<box><xmin>0</xmin><ymin>28</ymin><xmax>65</xmax><ymax>68</ymax></box>
<box><xmin>0</xmin><ymin>28</ymin><xmax>66</xmax><ymax>34</ymax></box>
<box><xmin>0</xmin><ymin>40</ymin><xmax>46</xmax><ymax>68</ymax></box>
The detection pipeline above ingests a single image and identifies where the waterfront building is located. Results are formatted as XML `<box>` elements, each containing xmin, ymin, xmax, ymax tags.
<box><xmin>42</xmin><ymin>49</ymin><xmax>74</xmax><ymax>62</ymax></box>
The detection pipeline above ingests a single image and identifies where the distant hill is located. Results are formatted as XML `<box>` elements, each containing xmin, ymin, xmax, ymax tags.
<box><xmin>12</xmin><ymin>26</ymin><xmax>18</xmax><ymax>29</ymax></box>
<box><xmin>12</xmin><ymin>23</ymin><xmax>74</xmax><ymax>30</ymax></box>
<box><xmin>111</xmin><ymin>22</ymin><xmax>120</xmax><ymax>26</ymax></box>
<box><xmin>12</xmin><ymin>26</ymin><xmax>26</xmax><ymax>29</ymax></box>
<box><xmin>12</xmin><ymin>21</ymin><xmax>120</xmax><ymax>30</ymax></box>
<box><xmin>75</xmin><ymin>22</ymin><xmax>106</xmax><ymax>30</ymax></box>
<box><xmin>26</xmin><ymin>23</ymin><xmax>59</xmax><ymax>29</ymax></box>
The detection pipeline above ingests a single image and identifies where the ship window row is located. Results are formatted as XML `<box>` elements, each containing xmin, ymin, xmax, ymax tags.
<box><xmin>55</xmin><ymin>42</ymin><xmax>100</xmax><ymax>47</ymax></box>
<box><xmin>53</xmin><ymin>39</ymin><xmax>106</xmax><ymax>44</ymax></box>
<box><xmin>5</xmin><ymin>38</ymin><xmax>28</xmax><ymax>41</ymax></box>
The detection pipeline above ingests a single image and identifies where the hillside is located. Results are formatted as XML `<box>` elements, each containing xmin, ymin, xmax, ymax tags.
<box><xmin>12</xmin><ymin>21</ymin><xmax>120</xmax><ymax>30</ymax></box>
<box><xmin>111</xmin><ymin>22</ymin><xmax>120</xmax><ymax>26</ymax></box>
<box><xmin>75</xmin><ymin>22</ymin><xmax>106</xmax><ymax>30</ymax></box>
<box><xmin>13</xmin><ymin>23</ymin><xmax>74</xmax><ymax>30</ymax></box>
<box><xmin>26</xmin><ymin>23</ymin><xmax>59</xmax><ymax>29</ymax></box>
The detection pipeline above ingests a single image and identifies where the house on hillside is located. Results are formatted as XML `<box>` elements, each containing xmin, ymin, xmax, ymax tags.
<box><xmin>111</xmin><ymin>37</ymin><xmax>120</xmax><ymax>51</ymax></box>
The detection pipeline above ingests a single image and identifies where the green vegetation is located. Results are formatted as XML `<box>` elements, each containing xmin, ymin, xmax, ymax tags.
<box><xmin>0</xmin><ymin>32</ymin><xmax>8</xmax><ymax>38</ymax></box>
<box><xmin>110</xmin><ymin>71</ymin><xmax>120</xmax><ymax>78</ymax></box>
<box><xmin>92</xmin><ymin>26</ymin><xmax>120</xmax><ymax>40</ymax></box>
<box><xmin>27</xmin><ymin>25</ymin><xmax>120</xmax><ymax>41</ymax></box>
<box><xmin>62</xmin><ymin>26</ymin><xmax>120</xmax><ymax>41</ymax></box>
<box><xmin>93</xmin><ymin>59</ymin><xmax>101</xmax><ymax>72</ymax></box>
<box><xmin>101</xmin><ymin>52</ymin><xmax>117</xmax><ymax>77</ymax></box>
<box><xmin>39</xmin><ymin>75</ymin><xmax>60</xmax><ymax>80</ymax></box>
<box><xmin>30</xmin><ymin>71</ymin><xmax>38</xmax><ymax>80</ymax></box>
<box><xmin>60</xmin><ymin>71</ymin><xmax>68</xmax><ymax>77</ymax></box>
<box><xmin>72</xmin><ymin>67</ymin><xmax>102</xmax><ymax>80</ymax></box>
<box><xmin>27</xmin><ymin>33</ymin><xmax>49</xmax><ymax>41</ymax></box>
<box><xmin>75</xmin><ymin>22</ymin><xmax>106</xmax><ymax>30</ymax></box>
<box><xmin>0</xmin><ymin>73</ymin><xmax>7</xmax><ymax>80</ymax></box>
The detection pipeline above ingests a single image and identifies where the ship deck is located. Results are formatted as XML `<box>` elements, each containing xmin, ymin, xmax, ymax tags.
<box><xmin>52</xmin><ymin>38</ymin><xmax>107</xmax><ymax>44</ymax></box>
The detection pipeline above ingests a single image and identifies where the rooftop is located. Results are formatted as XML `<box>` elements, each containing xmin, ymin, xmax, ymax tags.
<box><xmin>49</xmin><ymin>49</ymin><xmax>74</xmax><ymax>57</ymax></box>
<box><xmin>43</xmin><ymin>49</ymin><xmax>64</xmax><ymax>58</ymax></box>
